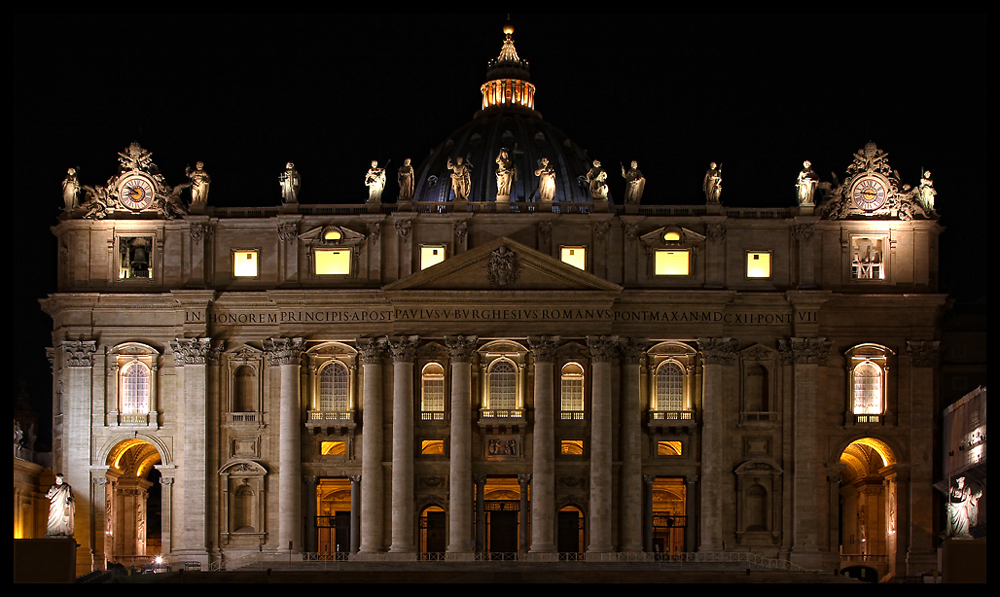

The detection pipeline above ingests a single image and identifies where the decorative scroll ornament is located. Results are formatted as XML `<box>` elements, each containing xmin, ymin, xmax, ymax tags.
<box><xmin>387</xmin><ymin>335</ymin><xmax>420</xmax><ymax>363</ymax></box>
<box><xmin>486</xmin><ymin>245</ymin><xmax>519</xmax><ymax>288</ymax></box>
<box><xmin>777</xmin><ymin>337</ymin><xmax>830</xmax><ymax>365</ymax></box>
<box><xmin>586</xmin><ymin>335</ymin><xmax>620</xmax><ymax>362</ymax></box>
<box><xmin>171</xmin><ymin>337</ymin><xmax>220</xmax><ymax>366</ymax></box>
<box><xmin>62</xmin><ymin>340</ymin><xmax>97</xmax><ymax>367</ymax></box>
<box><xmin>698</xmin><ymin>337</ymin><xmax>738</xmax><ymax>366</ymax></box>
<box><xmin>527</xmin><ymin>336</ymin><xmax>560</xmax><ymax>362</ymax></box>
<box><xmin>445</xmin><ymin>335</ymin><xmax>479</xmax><ymax>362</ymax></box>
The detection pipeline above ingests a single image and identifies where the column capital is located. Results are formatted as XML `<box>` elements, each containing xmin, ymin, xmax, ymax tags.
<box><xmin>446</xmin><ymin>335</ymin><xmax>479</xmax><ymax>362</ymax></box>
<box><xmin>171</xmin><ymin>337</ymin><xmax>222</xmax><ymax>366</ymax></box>
<box><xmin>61</xmin><ymin>339</ymin><xmax>97</xmax><ymax>367</ymax></box>
<box><xmin>586</xmin><ymin>335</ymin><xmax>620</xmax><ymax>362</ymax></box>
<box><xmin>697</xmin><ymin>337</ymin><xmax>738</xmax><ymax>365</ymax></box>
<box><xmin>619</xmin><ymin>337</ymin><xmax>648</xmax><ymax>364</ymax></box>
<box><xmin>906</xmin><ymin>340</ymin><xmax>940</xmax><ymax>367</ymax></box>
<box><xmin>262</xmin><ymin>337</ymin><xmax>305</xmax><ymax>366</ymax></box>
<box><xmin>387</xmin><ymin>335</ymin><xmax>420</xmax><ymax>363</ymax></box>
<box><xmin>356</xmin><ymin>337</ymin><xmax>386</xmax><ymax>364</ymax></box>
<box><xmin>777</xmin><ymin>337</ymin><xmax>830</xmax><ymax>365</ymax></box>
<box><xmin>528</xmin><ymin>336</ymin><xmax>560</xmax><ymax>362</ymax></box>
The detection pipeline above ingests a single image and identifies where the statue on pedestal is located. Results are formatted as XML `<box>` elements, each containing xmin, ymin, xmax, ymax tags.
<box><xmin>918</xmin><ymin>170</ymin><xmax>937</xmax><ymax>212</ymax></box>
<box><xmin>397</xmin><ymin>158</ymin><xmax>414</xmax><ymax>201</ymax></box>
<box><xmin>186</xmin><ymin>161</ymin><xmax>211</xmax><ymax>205</ymax></box>
<box><xmin>365</xmin><ymin>160</ymin><xmax>386</xmax><ymax>203</ymax></box>
<box><xmin>448</xmin><ymin>156</ymin><xmax>472</xmax><ymax>201</ymax></box>
<box><xmin>704</xmin><ymin>162</ymin><xmax>722</xmax><ymax>204</ymax></box>
<box><xmin>495</xmin><ymin>149</ymin><xmax>516</xmax><ymax>201</ymax></box>
<box><xmin>279</xmin><ymin>162</ymin><xmax>301</xmax><ymax>204</ymax></box>
<box><xmin>45</xmin><ymin>474</ymin><xmax>75</xmax><ymax>537</ymax></box>
<box><xmin>62</xmin><ymin>168</ymin><xmax>81</xmax><ymax>210</ymax></box>
<box><xmin>535</xmin><ymin>157</ymin><xmax>556</xmax><ymax>202</ymax></box>
<box><xmin>795</xmin><ymin>160</ymin><xmax>818</xmax><ymax>206</ymax></box>
<box><xmin>621</xmin><ymin>160</ymin><xmax>645</xmax><ymax>203</ymax></box>
<box><xmin>587</xmin><ymin>160</ymin><xmax>608</xmax><ymax>200</ymax></box>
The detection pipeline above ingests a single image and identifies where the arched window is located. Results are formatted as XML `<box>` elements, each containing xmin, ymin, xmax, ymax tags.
<box><xmin>852</xmin><ymin>361</ymin><xmax>883</xmax><ymax>415</ymax></box>
<box><xmin>560</xmin><ymin>362</ymin><xmax>585</xmax><ymax>420</ymax></box>
<box><xmin>319</xmin><ymin>361</ymin><xmax>350</xmax><ymax>412</ymax></box>
<box><xmin>121</xmin><ymin>361</ymin><xmax>150</xmax><ymax>414</ymax></box>
<box><xmin>488</xmin><ymin>360</ymin><xmax>517</xmax><ymax>411</ymax></box>
<box><xmin>655</xmin><ymin>361</ymin><xmax>684</xmax><ymax>411</ymax></box>
<box><xmin>421</xmin><ymin>362</ymin><xmax>446</xmax><ymax>420</ymax></box>
<box><xmin>846</xmin><ymin>343</ymin><xmax>893</xmax><ymax>424</ymax></box>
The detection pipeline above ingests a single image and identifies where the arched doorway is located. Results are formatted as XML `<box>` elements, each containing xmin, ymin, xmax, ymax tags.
<box><xmin>483</xmin><ymin>477</ymin><xmax>522</xmax><ymax>557</ymax></box>
<box><xmin>838</xmin><ymin>437</ymin><xmax>898</xmax><ymax>580</ymax></box>
<box><xmin>104</xmin><ymin>439</ymin><xmax>162</xmax><ymax>568</ymax></box>
<box><xmin>316</xmin><ymin>478</ymin><xmax>352</xmax><ymax>559</ymax></box>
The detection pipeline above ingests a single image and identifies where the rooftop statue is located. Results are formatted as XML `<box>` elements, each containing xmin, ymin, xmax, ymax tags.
<box><xmin>45</xmin><ymin>473</ymin><xmax>75</xmax><ymax>538</ymax></box>
<box><xmin>535</xmin><ymin>157</ymin><xmax>556</xmax><ymax>202</ymax></box>
<box><xmin>366</xmin><ymin>160</ymin><xmax>387</xmax><ymax>203</ymax></box>
<box><xmin>918</xmin><ymin>171</ymin><xmax>937</xmax><ymax>212</ymax></box>
<box><xmin>279</xmin><ymin>162</ymin><xmax>301</xmax><ymax>204</ymax></box>
<box><xmin>495</xmin><ymin>149</ymin><xmax>516</xmax><ymax>201</ymax></box>
<box><xmin>796</xmin><ymin>160</ymin><xmax>818</xmax><ymax>206</ymax></box>
<box><xmin>621</xmin><ymin>160</ymin><xmax>645</xmax><ymax>203</ymax></box>
<box><xmin>587</xmin><ymin>160</ymin><xmax>608</xmax><ymax>200</ymax></box>
<box><xmin>186</xmin><ymin>161</ymin><xmax>211</xmax><ymax>205</ymax></box>
<box><xmin>62</xmin><ymin>168</ymin><xmax>80</xmax><ymax>210</ymax></box>
<box><xmin>448</xmin><ymin>156</ymin><xmax>472</xmax><ymax>202</ymax></box>
<box><xmin>398</xmin><ymin>158</ymin><xmax>414</xmax><ymax>201</ymax></box>
<box><xmin>704</xmin><ymin>162</ymin><xmax>722</xmax><ymax>204</ymax></box>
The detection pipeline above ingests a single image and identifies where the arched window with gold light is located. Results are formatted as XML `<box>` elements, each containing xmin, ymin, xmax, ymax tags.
<box><xmin>560</xmin><ymin>362</ymin><xmax>585</xmax><ymax>420</ymax></box>
<box><xmin>421</xmin><ymin>362</ymin><xmax>446</xmax><ymax>420</ymax></box>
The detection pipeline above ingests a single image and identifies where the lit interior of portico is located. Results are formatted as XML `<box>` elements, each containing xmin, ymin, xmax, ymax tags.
<box><xmin>838</xmin><ymin>438</ymin><xmax>898</xmax><ymax>579</ymax></box>
<box><xmin>104</xmin><ymin>439</ymin><xmax>162</xmax><ymax>567</ymax></box>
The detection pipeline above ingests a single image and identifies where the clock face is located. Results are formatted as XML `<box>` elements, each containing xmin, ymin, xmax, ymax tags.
<box><xmin>852</xmin><ymin>177</ymin><xmax>887</xmax><ymax>211</ymax></box>
<box><xmin>118</xmin><ymin>175</ymin><xmax>155</xmax><ymax>211</ymax></box>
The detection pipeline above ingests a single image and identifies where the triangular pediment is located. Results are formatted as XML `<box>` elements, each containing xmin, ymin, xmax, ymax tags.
<box><xmin>383</xmin><ymin>237</ymin><xmax>622</xmax><ymax>293</ymax></box>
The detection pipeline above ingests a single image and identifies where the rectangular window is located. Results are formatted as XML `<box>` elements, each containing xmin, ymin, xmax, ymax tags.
<box><xmin>851</xmin><ymin>236</ymin><xmax>886</xmax><ymax>280</ymax></box>
<box><xmin>420</xmin><ymin>245</ymin><xmax>446</xmax><ymax>270</ymax></box>
<box><xmin>746</xmin><ymin>251</ymin><xmax>771</xmax><ymax>278</ymax></box>
<box><xmin>118</xmin><ymin>236</ymin><xmax>153</xmax><ymax>279</ymax></box>
<box><xmin>560</xmin><ymin>440</ymin><xmax>584</xmax><ymax>455</ymax></box>
<box><xmin>233</xmin><ymin>250</ymin><xmax>259</xmax><ymax>278</ymax></box>
<box><xmin>657</xmin><ymin>440</ymin><xmax>683</xmax><ymax>456</ymax></box>
<box><xmin>655</xmin><ymin>249</ymin><xmax>689</xmax><ymax>276</ymax></box>
<box><xmin>315</xmin><ymin>249</ymin><xmax>351</xmax><ymax>275</ymax></box>
<box><xmin>421</xmin><ymin>440</ymin><xmax>445</xmax><ymax>455</ymax></box>
<box><xmin>560</xmin><ymin>246</ymin><xmax>587</xmax><ymax>270</ymax></box>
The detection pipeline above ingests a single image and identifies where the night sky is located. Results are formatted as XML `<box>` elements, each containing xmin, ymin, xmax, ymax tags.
<box><xmin>13</xmin><ymin>14</ymin><xmax>986</xmax><ymax>443</ymax></box>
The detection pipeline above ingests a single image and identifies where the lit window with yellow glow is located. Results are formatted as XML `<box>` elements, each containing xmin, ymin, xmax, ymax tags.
<box><xmin>561</xmin><ymin>440</ymin><xmax>584</xmax><ymax>455</ymax></box>
<box><xmin>233</xmin><ymin>250</ymin><xmax>259</xmax><ymax>278</ymax></box>
<box><xmin>655</xmin><ymin>249</ymin><xmax>690</xmax><ymax>276</ymax></box>
<box><xmin>323</xmin><ymin>229</ymin><xmax>343</xmax><ymax>242</ymax></box>
<box><xmin>321</xmin><ymin>441</ymin><xmax>346</xmax><ymax>456</ymax></box>
<box><xmin>663</xmin><ymin>230</ymin><xmax>682</xmax><ymax>242</ymax></box>
<box><xmin>746</xmin><ymin>252</ymin><xmax>771</xmax><ymax>278</ymax></box>
<box><xmin>315</xmin><ymin>249</ymin><xmax>351</xmax><ymax>275</ymax></box>
<box><xmin>560</xmin><ymin>246</ymin><xmax>586</xmax><ymax>270</ymax></box>
<box><xmin>420</xmin><ymin>245</ymin><xmax>446</xmax><ymax>270</ymax></box>
<box><xmin>657</xmin><ymin>441</ymin><xmax>683</xmax><ymax>456</ymax></box>
<box><xmin>421</xmin><ymin>440</ymin><xmax>445</xmax><ymax>455</ymax></box>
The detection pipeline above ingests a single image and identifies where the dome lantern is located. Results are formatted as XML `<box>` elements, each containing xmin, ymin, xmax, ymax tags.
<box><xmin>480</xmin><ymin>22</ymin><xmax>537</xmax><ymax>114</ymax></box>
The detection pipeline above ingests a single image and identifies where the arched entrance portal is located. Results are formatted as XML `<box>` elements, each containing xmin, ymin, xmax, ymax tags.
<box><xmin>838</xmin><ymin>438</ymin><xmax>898</xmax><ymax>580</ymax></box>
<box><xmin>105</xmin><ymin>439</ymin><xmax>162</xmax><ymax>567</ymax></box>
<box><xmin>419</xmin><ymin>505</ymin><xmax>446</xmax><ymax>558</ymax></box>
<box><xmin>483</xmin><ymin>477</ymin><xmax>522</xmax><ymax>557</ymax></box>
<box><xmin>316</xmin><ymin>478</ymin><xmax>352</xmax><ymax>559</ymax></box>
<box><xmin>557</xmin><ymin>505</ymin><xmax>584</xmax><ymax>556</ymax></box>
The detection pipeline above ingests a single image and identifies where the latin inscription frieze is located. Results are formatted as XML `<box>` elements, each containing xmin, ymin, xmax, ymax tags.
<box><xmin>187</xmin><ymin>307</ymin><xmax>815</xmax><ymax>326</ymax></box>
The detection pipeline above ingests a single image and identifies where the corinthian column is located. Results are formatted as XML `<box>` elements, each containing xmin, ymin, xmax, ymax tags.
<box><xmin>697</xmin><ymin>337</ymin><xmax>737</xmax><ymax>552</ymax></box>
<box><xmin>778</xmin><ymin>336</ymin><xmax>829</xmax><ymax>568</ymax></box>
<box><xmin>619</xmin><ymin>337</ymin><xmax>646</xmax><ymax>553</ymax></box>
<box><xmin>60</xmin><ymin>340</ymin><xmax>97</xmax><ymax>575</ymax></box>
<box><xmin>586</xmin><ymin>335</ymin><xmax>618</xmax><ymax>554</ymax></box>
<box><xmin>905</xmin><ymin>340</ymin><xmax>939</xmax><ymax>575</ymax></box>
<box><xmin>171</xmin><ymin>337</ymin><xmax>222</xmax><ymax>564</ymax></box>
<box><xmin>388</xmin><ymin>335</ymin><xmax>419</xmax><ymax>556</ymax></box>
<box><xmin>357</xmin><ymin>337</ymin><xmax>386</xmax><ymax>555</ymax></box>
<box><xmin>445</xmin><ymin>335</ymin><xmax>477</xmax><ymax>559</ymax></box>
<box><xmin>263</xmin><ymin>337</ymin><xmax>303</xmax><ymax>553</ymax></box>
<box><xmin>528</xmin><ymin>336</ymin><xmax>559</xmax><ymax>556</ymax></box>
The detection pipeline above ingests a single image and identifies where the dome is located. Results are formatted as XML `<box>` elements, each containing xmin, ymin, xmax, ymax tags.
<box><xmin>410</xmin><ymin>23</ymin><xmax>599</xmax><ymax>209</ymax></box>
